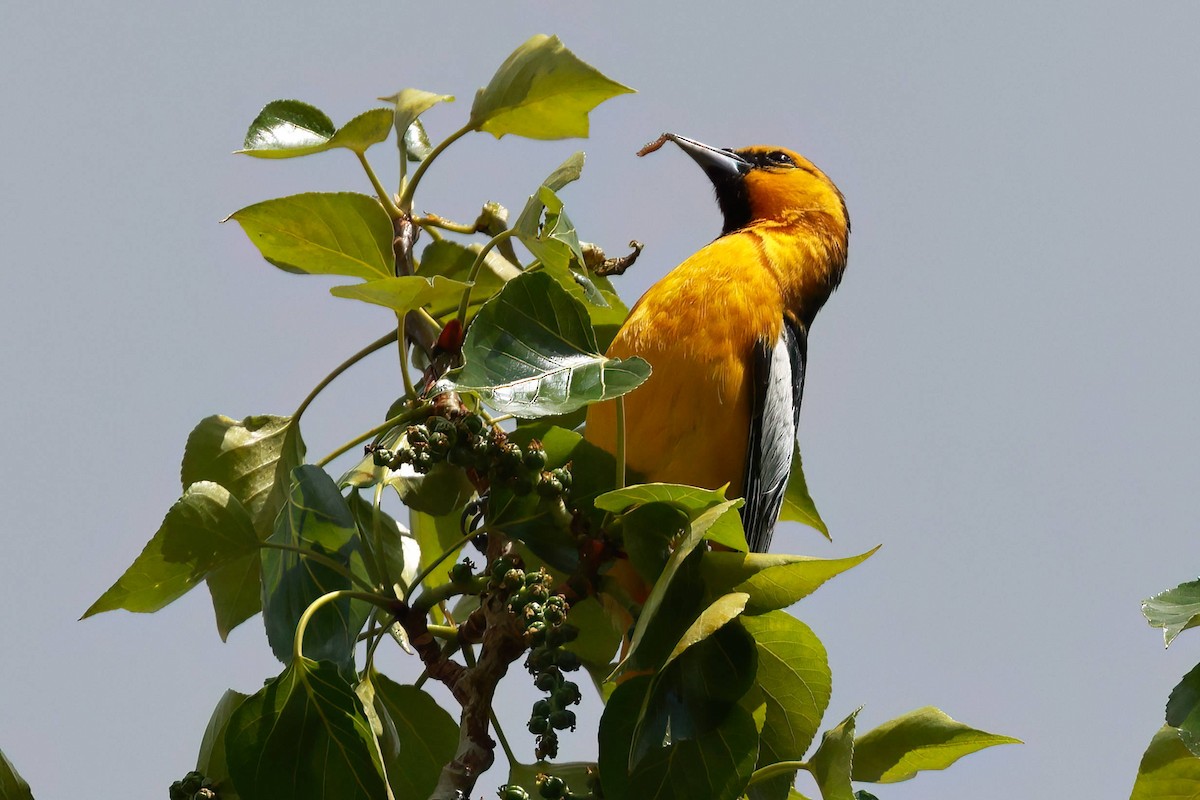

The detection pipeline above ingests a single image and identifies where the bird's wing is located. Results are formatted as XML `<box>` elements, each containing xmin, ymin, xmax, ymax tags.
<box><xmin>741</xmin><ymin>317</ymin><xmax>807</xmax><ymax>552</ymax></box>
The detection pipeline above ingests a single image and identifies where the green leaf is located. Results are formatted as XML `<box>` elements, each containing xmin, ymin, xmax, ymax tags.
<box><xmin>0</xmin><ymin>749</ymin><xmax>34</xmax><ymax>800</ymax></box>
<box><xmin>403</xmin><ymin>119</ymin><xmax>434</xmax><ymax>162</ymax></box>
<box><xmin>543</xmin><ymin>151</ymin><xmax>585</xmax><ymax>191</ymax></box>
<box><xmin>633</xmin><ymin>620</ymin><xmax>758</xmax><ymax>764</ymax></box>
<box><xmin>227</xmin><ymin>192</ymin><xmax>395</xmax><ymax>280</ymax></box>
<box><xmin>389</xmin><ymin>460</ymin><xmax>476</xmax><ymax>517</ymax></box>
<box><xmin>663</xmin><ymin>592</ymin><xmax>749</xmax><ymax>666</ymax></box>
<box><xmin>226</xmin><ymin>659</ymin><xmax>385</xmax><ymax>800</ymax></box>
<box><xmin>239</xmin><ymin>99</ymin><xmax>336</xmax><ymax>157</ymax></box>
<box><xmin>808</xmin><ymin>710</ymin><xmax>859</xmax><ymax>800</ymax></box>
<box><xmin>347</xmin><ymin>492</ymin><xmax>418</xmax><ymax>596</ymax></box>
<box><xmin>1144</xmin><ymin>579</ymin><xmax>1200</xmax><ymax>647</ymax></box>
<box><xmin>330</xmin><ymin>274</ymin><xmax>470</xmax><ymax>314</ymax></box>
<box><xmin>180</xmin><ymin>414</ymin><xmax>303</xmax><ymax>639</ymax></box>
<box><xmin>379</xmin><ymin>88</ymin><xmax>454</xmax><ymax>156</ymax></box>
<box><xmin>261</xmin><ymin>466</ymin><xmax>369</xmax><ymax>671</ymax></box>
<box><xmin>1168</xmin><ymin>663</ymin><xmax>1200</xmax><ymax>757</ymax></box>
<box><xmin>596</xmin><ymin>483</ymin><xmax>749</xmax><ymax>552</ymax></box>
<box><xmin>779</xmin><ymin>443</ymin><xmax>829</xmax><ymax>539</ymax></box>
<box><xmin>449</xmin><ymin>271</ymin><xmax>650</xmax><ymax>417</ymax></box>
<box><xmin>417</xmin><ymin>239</ymin><xmax>521</xmax><ymax>320</ymax></box>
<box><xmin>563</xmin><ymin>596</ymin><xmax>623</xmax><ymax>670</ymax></box>
<box><xmin>601</xmin><ymin>674</ymin><xmax>758</xmax><ymax>800</ymax></box>
<box><xmin>409</xmin><ymin>508</ymin><xmax>466</xmax><ymax>623</ymax></box>
<box><xmin>238</xmin><ymin>100</ymin><xmax>392</xmax><ymax>157</ymax></box>
<box><xmin>372</xmin><ymin>673</ymin><xmax>459</xmax><ymax>800</ymax></box>
<box><xmin>471</xmin><ymin>35</ymin><xmax>633</xmax><ymax>139</ymax></box>
<box><xmin>852</xmin><ymin>707</ymin><xmax>1020</xmax><ymax>783</ymax></box>
<box><xmin>615</xmin><ymin>500</ymin><xmax>743</xmax><ymax>678</ymax></box>
<box><xmin>327</xmin><ymin>108</ymin><xmax>394</xmax><ymax>154</ymax></box>
<box><xmin>743</xmin><ymin>612</ymin><xmax>831</xmax><ymax>771</ymax></box>
<box><xmin>83</xmin><ymin>482</ymin><xmax>260</xmax><ymax>618</ymax></box>
<box><xmin>1130</xmin><ymin>725</ymin><xmax>1200</xmax><ymax>800</ymax></box>
<box><xmin>701</xmin><ymin>547</ymin><xmax>880</xmax><ymax>615</ymax></box>
<box><xmin>196</xmin><ymin>689</ymin><xmax>248</xmax><ymax>799</ymax></box>
<box><xmin>514</xmin><ymin>185</ymin><xmax>584</xmax><ymax>271</ymax></box>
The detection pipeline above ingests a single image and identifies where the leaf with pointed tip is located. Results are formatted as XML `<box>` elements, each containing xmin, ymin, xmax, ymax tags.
<box><xmin>743</xmin><ymin>613</ymin><xmax>831</xmax><ymax>777</ymax></box>
<box><xmin>347</xmin><ymin>492</ymin><xmax>418</xmax><ymax>595</ymax></box>
<box><xmin>196</xmin><ymin>689</ymin><xmax>248</xmax><ymax>798</ymax></box>
<box><xmin>227</xmin><ymin>192</ymin><xmax>394</xmax><ymax>280</ymax></box>
<box><xmin>1131</xmin><ymin>725</ymin><xmax>1200</xmax><ymax>800</ymax></box>
<box><xmin>239</xmin><ymin>100</ymin><xmax>392</xmax><ymax>157</ymax></box>
<box><xmin>514</xmin><ymin>185</ymin><xmax>584</xmax><ymax>271</ymax></box>
<box><xmin>470</xmin><ymin>34</ymin><xmax>634</xmax><ymax>139</ymax></box>
<box><xmin>226</xmin><ymin>659</ymin><xmax>385</xmax><ymax>800</ymax></box>
<box><xmin>371</xmin><ymin>673</ymin><xmax>459</xmax><ymax>800</ymax></box>
<box><xmin>0</xmin><ymin>749</ymin><xmax>33</xmax><ymax>800</ymax></box>
<box><xmin>181</xmin><ymin>414</ymin><xmax>302</xmax><ymax>639</ymax></box>
<box><xmin>852</xmin><ymin>707</ymin><xmax>1020</xmax><ymax>783</ymax></box>
<box><xmin>261</xmin><ymin>466</ymin><xmax>370</xmax><ymax>672</ymax></box>
<box><xmin>808</xmin><ymin>710</ymin><xmax>859</xmax><ymax>800</ymax></box>
<box><xmin>379</xmin><ymin>88</ymin><xmax>454</xmax><ymax>157</ymax></box>
<box><xmin>663</xmin><ymin>592</ymin><xmax>749</xmax><ymax>667</ymax></box>
<box><xmin>780</xmin><ymin>443</ymin><xmax>829</xmax><ymax>539</ymax></box>
<box><xmin>83</xmin><ymin>482</ymin><xmax>260</xmax><ymax>618</ymax></box>
<box><xmin>449</xmin><ymin>271</ymin><xmax>650</xmax><ymax>417</ymax></box>
<box><xmin>330</xmin><ymin>274</ymin><xmax>470</xmax><ymax>314</ymax></box>
<box><xmin>1143</xmin><ymin>579</ymin><xmax>1200</xmax><ymax>647</ymax></box>
<box><xmin>700</xmin><ymin>547</ymin><xmax>880</xmax><ymax>615</ymax></box>
<box><xmin>239</xmin><ymin>99</ymin><xmax>336</xmax><ymax>157</ymax></box>
<box><xmin>1167</xmin><ymin>663</ymin><xmax>1200</xmax><ymax>757</ymax></box>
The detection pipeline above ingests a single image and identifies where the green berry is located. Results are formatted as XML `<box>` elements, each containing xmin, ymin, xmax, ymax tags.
<box><xmin>544</xmin><ymin>606</ymin><xmax>566</xmax><ymax>627</ymax></box>
<box><xmin>554</xmin><ymin>682</ymin><xmax>582</xmax><ymax>706</ymax></box>
<box><xmin>534</xmin><ymin>669</ymin><xmax>560</xmax><ymax>691</ymax></box>
<box><xmin>524</xmin><ymin>447</ymin><xmax>548</xmax><ymax>471</ymax></box>
<box><xmin>406</xmin><ymin>425</ymin><xmax>428</xmax><ymax>444</ymax></box>
<box><xmin>527</xmin><ymin>648</ymin><xmax>555</xmax><ymax>672</ymax></box>
<box><xmin>412</xmin><ymin>452</ymin><xmax>434</xmax><ymax>473</ymax></box>
<box><xmin>371</xmin><ymin>447</ymin><xmax>394</xmax><ymax>467</ymax></box>
<box><xmin>528</xmin><ymin>715</ymin><xmax>550</xmax><ymax>734</ymax></box>
<box><xmin>462</xmin><ymin>415</ymin><xmax>485</xmax><ymax>435</ymax></box>
<box><xmin>549</xmin><ymin>709</ymin><xmax>576</xmax><ymax>730</ymax></box>
<box><xmin>499</xmin><ymin>785</ymin><xmax>532</xmax><ymax>800</ymax></box>
<box><xmin>553</xmin><ymin>467</ymin><xmax>572</xmax><ymax>489</ymax></box>
<box><xmin>555</xmin><ymin>651</ymin><xmax>581</xmax><ymax>671</ymax></box>
<box><xmin>449</xmin><ymin>561</ymin><xmax>474</xmax><ymax>584</ymax></box>
<box><xmin>539</xmin><ymin>775</ymin><xmax>567</xmax><ymax>799</ymax></box>
<box><xmin>537</xmin><ymin>475</ymin><xmax>564</xmax><ymax>498</ymax></box>
<box><xmin>503</xmin><ymin>569</ymin><xmax>525</xmax><ymax>591</ymax></box>
<box><xmin>532</xmin><ymin>698</ymin><xmax>552</xmax><ymax>717</ymax></box>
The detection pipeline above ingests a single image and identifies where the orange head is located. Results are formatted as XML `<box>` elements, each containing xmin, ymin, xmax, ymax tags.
<box><xmin>646</xmin><ymin>134</ymin><xmax>848</xmax><ymax>236</ymax></box>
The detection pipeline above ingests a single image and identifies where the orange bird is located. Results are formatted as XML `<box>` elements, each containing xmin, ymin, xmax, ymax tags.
<box><xmin>586</xmin><ymin>134</ymin><xmax>849</xmax><ymax>552</ymax></box>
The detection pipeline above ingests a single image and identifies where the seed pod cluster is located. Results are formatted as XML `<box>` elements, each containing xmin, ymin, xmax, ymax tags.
<box><xmin>169</xmin><ymin>771</ymin><xmax>216</xmax><ymax>800</ymax></box>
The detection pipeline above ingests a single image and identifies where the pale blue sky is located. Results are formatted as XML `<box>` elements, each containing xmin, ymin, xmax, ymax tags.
<box><xmin>3</xmin><ymin>2</ymin><xmax>1199</xmax><ymax>797</ymax></box>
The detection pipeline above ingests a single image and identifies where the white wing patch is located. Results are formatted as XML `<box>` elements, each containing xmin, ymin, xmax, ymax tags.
<box><xmin>742</xmin><ymin>320</ymin><xmax>806</xmax><ymax>552</ymax></box>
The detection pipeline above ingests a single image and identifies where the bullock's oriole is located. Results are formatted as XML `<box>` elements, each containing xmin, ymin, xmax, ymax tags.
<box><xmin>586</xmin><ymin>134</ymin><xmax>849</xmax><ymax>553</ymax></box>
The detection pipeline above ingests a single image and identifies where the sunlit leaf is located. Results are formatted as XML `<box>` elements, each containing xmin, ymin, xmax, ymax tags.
<box><xmin>227</xmin><ymin>192</ymin><xmax>395</xmax><ymax>280</ymax></box>
<box><xmin>417</xmin><ymin>238</ymin><xmax>521</xmax><ymax>320</ymax></box>
<box><xmin>372</xmin><ymin>673</ymin><xmax>459</xmax><ymax>800</ymax></box>
<box><xmin>470</xmin><ymin>34</ymin><xmax>633</xmax><ymax>139</ymax></box>
<box><xmin>409</xmin><ymin>508</ymin><xmax>466</xmax><ymax>623</ymax></box>
<box><xmin>196</xmin><ymin>689</ymin><xmax>248</xmax><ymax>799</ymax></box>
<box><xmin>0</xmin><ymin>749</ymin><xmax>33</xmax><ymax>800</ymax></box>
<box><xmin>83</xmin><ymin>482</ymin><xmax>259</xmax><ymax>618</ymax></box>
<box><xmin>379</xmin><ymin>88</ymin><xmax>454</xmax><ymax>159</ymax></box>
<box><xmin>1130</xmin><ymin>726</ymin><xmax>1200</xmax><ymax>800</ymax></box>
<box><xmin>743</xmin><ymin>612</ymin><xmax>831</xmax><ymax>774</ymax></box>
<box><xmin>700</xmin><ymin>547</ymin><xmax>880</xmax><ymax>615</ymax></box>
<box><xmin>808</xmin><ymin>710</ymin><xmax>859</xmax><ymax>800</ymax></box>
<box><xmin>663</xmin><ymin>592</ymin><xmax>749</xmax><ymax>666</ymax></box>
<box><xmin>238</xmin><ymin>100</ymin><xmax>392</xmax><ymax>157</ymax></box>
<box><xmin>780</xmin><ymin>443</ymin><xmax>829</xmax><ymax>539</ymax></box>
<box><xmin>261</xmin><ymin>466</ymin><xmax>369</xmax><ymax>672</ymax></box>
<box><xmin>514</xmin><ymin>185</ymin><xmax>584</xmax><ymax>271</ymax></box>
<box><xmin>852</xmin><ymin>707</ymin><xmax>1020</xmax><ymax>783</ymax></box>
<box><xmin>1143</xmin><ymin>579</ymin><xmax>1200</xmax><ymax>647</ymax></box>
<box><xmin>239</xmin><ymin>99</ymin><xmax>336</xmax><ymax>157</ymax></box>
<box><xmin>449</xmin><ymin>271</ymin><xmax>650</xmax><ymax>417</ymax></box>
<box><xmin>226</xmin><ymin>660</ymin><xmax>385</xmax><ymax>800</ymax></box>
<box><xmin>181</xmin><ymin>414</ymin><xmax>302</xmax><ymax>638</ymax></box>
<box><xmin>1167</xmin><ymin>663</ymin><xmax>1200</xmax><ymax>757</ymax></box>
<box><xmin>330</xmin><ymin>274</ymin><xmax>470</xmax><ymax>314</ymax></box>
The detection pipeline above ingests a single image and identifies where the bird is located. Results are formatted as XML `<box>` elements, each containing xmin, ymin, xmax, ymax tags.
<box><xmin>585</xmin><ymin>133</ymin><xmax>849</xmax><ymax>554</ymax></box>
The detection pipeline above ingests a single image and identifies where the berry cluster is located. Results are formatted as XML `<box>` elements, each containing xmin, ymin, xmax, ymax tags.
<box><xmin>169</xmin><ymin>771</ymin><xmax>215</xmax><ymax>800</ymax></box>
<box><xmin>371</xmin><ymin>415</ymin><xmax>572</xmax><ymax>499</ymax></box>
<box><xmin>497</xmin><ymin>769</ymin><xmax>602</xmax><ymax>800</ymax></box>
<box><xmin>489</xmin><ymin>558</ymin><xmax>582</xmax><ymax>760</ymax></box>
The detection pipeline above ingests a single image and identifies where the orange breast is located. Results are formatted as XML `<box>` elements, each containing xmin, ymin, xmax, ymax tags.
<box><xmin>585</xmin><ymin>233</ymin><xmax>783</xmax><ymax>496</ymax></box>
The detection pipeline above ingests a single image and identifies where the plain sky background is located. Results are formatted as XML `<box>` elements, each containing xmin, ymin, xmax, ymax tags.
<box><xmin>3</xmin><ymin>2</ymin><xmax>1199</xmax><ymax>798</ymax></box>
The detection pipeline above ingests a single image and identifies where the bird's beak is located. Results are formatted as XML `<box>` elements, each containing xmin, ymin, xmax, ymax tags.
<box><xmin>665</xmin><ymin>134</ymin><xmax>751</xmax><ymax>180</ymax></box>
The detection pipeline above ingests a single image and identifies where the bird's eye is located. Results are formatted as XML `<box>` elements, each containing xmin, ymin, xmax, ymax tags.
<box><xmin>766</xmin><ymin>151</ymin><xmax>795</xmax><ymax>167</ymax></box>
